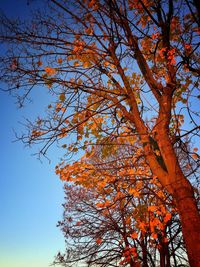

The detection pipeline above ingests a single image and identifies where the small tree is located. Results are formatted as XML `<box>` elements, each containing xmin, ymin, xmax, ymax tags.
<box><xmin>56</xmin><ymin>146</ymin><xmax>189</xmax><ymax>267</ymax></box>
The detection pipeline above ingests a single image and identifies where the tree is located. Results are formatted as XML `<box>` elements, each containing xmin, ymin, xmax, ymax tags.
<box><xmin>55</xmin><ymin>145</ymin><xmax>189</xmax><ymax>267</ymax></box>
<box><xmin>0</xmin><ymin>1</ymin><xmax>199</xmax><ymax>265</ymax></box>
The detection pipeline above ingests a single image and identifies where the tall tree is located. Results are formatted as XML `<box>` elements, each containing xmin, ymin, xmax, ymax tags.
<box><xmin>0</xmin><ymin>1</ymin><xmax>199</xmax><ymax>265</ymax></box>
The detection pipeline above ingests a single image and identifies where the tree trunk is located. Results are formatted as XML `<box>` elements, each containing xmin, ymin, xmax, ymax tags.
<box><xmin>169</xmin><ymin>225</ymin><xmax>178</xmax><ymax>267</ymax></box>
<box><xmin>172</xmin><ymin>179</ymin><xmax>200</xmax><ymax>267</ymax></box>
<box><xmin>141</xmin><ymin>237</ymin><xmax>148</xmax><ymax>267</ymax></box>
<box><xmin>165</xmin><ymin>242</ymin><xmax>170</xmax><ymax>267</ymax></box>
<box><xmin>159</xmin><ymin>247</ymin><xmax>165</xmax><ymax>267</ymax></box>
<box><xmin>152</xmin><ymin>127</ymin><xmax>200</xmax><ymax>266</ymax></box>
<box><xmin>131</xmin><ymin>91</ymin><xmax>200</xmax><ymax>265</ymax></box>
<box><xmin>159</xmin><ymin>233</ymin><xmax>171</xmax><ymax>267</ymax></box>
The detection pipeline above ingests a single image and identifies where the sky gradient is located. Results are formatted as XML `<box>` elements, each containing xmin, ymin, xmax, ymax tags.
<box><xmin>0</xmin><ymin>1</ymin><xmax>66</xmax><ymax>266</ymax></box>
<box><xmin>1</xmin><ymin>1</ymin><xmax>199</xmax><ymax>267</ymax></box>
<box><xmin>0</xmin><ymin>87</ymin><xmax>65</xmax><ymax>267</ymax></box>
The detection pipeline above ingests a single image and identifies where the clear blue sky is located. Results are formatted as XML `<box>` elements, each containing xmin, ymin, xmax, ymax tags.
<box><xmin>0</xmin><ymin>1</ymin><xmax>65</xmax><ymax>266</ymax></box>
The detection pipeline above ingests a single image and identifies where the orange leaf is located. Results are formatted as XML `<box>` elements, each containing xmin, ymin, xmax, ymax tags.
<box><xmin>130</xmin><ymin>232</ymin><xmax>138</xmax><ymax>239</ymax></box>
<box><xmin>96</xmin><ymin>238</ymin><xmax>102</xmax><ymax>245</ymax></box>
<box><xmin>45</xmin><ymin>67</ymin><xmax>56</xmax><ymax>76</ymax></box>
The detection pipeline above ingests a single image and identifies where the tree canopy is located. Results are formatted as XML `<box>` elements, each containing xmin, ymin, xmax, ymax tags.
<box><xmin>0</xmin><ymin>0</ymin><xmax>199</xmax><ymax>266</ymax></box>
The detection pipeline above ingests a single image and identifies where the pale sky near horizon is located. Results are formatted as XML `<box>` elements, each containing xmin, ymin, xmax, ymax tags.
<box><xmin>0</xmin><ymin>1</ymin><xmax>66</xmax><ymax>266</ymax></box>
<box><xmin>0</xmin><ymin>84</ymin><xmax>66</xmax><ymax>267</ymax></box>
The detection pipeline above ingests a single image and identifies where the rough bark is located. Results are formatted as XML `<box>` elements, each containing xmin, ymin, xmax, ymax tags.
<box><xmin>173</xmin><ymin>179</ymin><xmax>200</xmax><ymax>267</ymax></box>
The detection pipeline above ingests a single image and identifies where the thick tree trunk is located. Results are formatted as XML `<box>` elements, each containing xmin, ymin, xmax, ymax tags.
<box><xmin>152</xmin><ymin>126</ymin><xmax>200</xmax><ymax>266</ymax></box>
<box><xmin>129</xmin><ymin>89</ymin><xmax>200</xmax><ymax>265</ymax></box>
<box><xmin>172</xmin><ymin>179</ymin><xmax>200</xmax><ymax>267</ymax></box>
